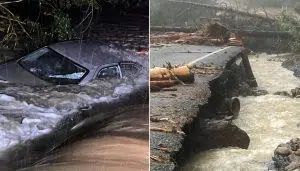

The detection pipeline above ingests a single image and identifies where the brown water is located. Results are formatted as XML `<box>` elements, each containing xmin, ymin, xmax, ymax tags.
<box><xmin>18</xmin><ymin>105</ymin><xmax>149</xmax><ymax>171</ymax></box>
<box><xmin>182</xmin><ymin>54</ymin><xmax>300</xmax><ymax>171</ymax></box>
<box><xmin>21</xmin><ymin>136</ymin><xmax>149</xmax><ymax>171</ymax></box>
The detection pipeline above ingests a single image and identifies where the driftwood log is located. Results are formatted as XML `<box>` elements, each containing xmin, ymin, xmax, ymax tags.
<box><xmin>150</xmin><ymin>66</ymin><xmax>194</xmax><ymax>91</ymax></box>
<box><xmin>150</xmin><ymin>66</ymin><xmax>194</xmax><ymax>83</ymax></box>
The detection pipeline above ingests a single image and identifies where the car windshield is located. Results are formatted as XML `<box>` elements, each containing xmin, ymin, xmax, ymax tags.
<box><xmin>18</xmin><ymin>47</ymin><xmax>88</xmax><ymax>84</ymax></box>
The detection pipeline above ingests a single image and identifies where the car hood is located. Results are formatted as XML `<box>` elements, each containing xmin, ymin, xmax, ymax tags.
<box><xmin>0</xmin><ymin>60</ymin><xmax>52</xmax><ymax>86</ymax></box>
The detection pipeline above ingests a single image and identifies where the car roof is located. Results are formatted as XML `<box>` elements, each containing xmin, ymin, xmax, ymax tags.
<box><xmin>48</xmin><ymin>40</ymin><xmax>147</xmax><ymax>70</ymax></box>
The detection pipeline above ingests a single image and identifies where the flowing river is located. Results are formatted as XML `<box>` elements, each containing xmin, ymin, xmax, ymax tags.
<box><xmin>182</xmin><ymin>54</ymin><xmax>300</xmax><ymax>171</ymax></box>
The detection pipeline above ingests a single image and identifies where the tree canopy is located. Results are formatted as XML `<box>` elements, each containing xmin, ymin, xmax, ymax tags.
<box><xmin>0</xmin><ymin>0</ymin><xmax>148</xmax><ymax>50</ymax></box>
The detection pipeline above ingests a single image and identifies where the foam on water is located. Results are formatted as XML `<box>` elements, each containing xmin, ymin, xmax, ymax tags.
<box><xmin>250</xmin><ymin>54</ymin><xmax>300</xmax><ymax>93</ymax></box>
<box><xmin>0</xmin><ymin>81</ymin><xmax>139</xmax><ymax>158</ymax></box>
<box><xmin>0</xmin><ymin>94</ymin><xmax>62</xmax><ymax>154</ymax></box>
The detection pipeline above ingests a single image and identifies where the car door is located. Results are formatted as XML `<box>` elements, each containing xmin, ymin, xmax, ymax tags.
<box><xmin>118</xmin><ymin>62</ymin><xmax>142</xmax><ymax>80</ymax></box>
<box><xmin>95</xmin><ymin>62</ymin><xmax>142</xmax><ymax>82</ymax></box>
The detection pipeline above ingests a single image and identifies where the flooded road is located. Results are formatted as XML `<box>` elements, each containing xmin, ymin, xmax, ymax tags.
<box><xmin>182</xmin><ymin>54</ymin><xmax>300</xmax><ymax>171</ymax></box>
<box><xmin>0</xmin><ymin>15</ymin><xmax>149</xmax><ymax>170</ymax></box>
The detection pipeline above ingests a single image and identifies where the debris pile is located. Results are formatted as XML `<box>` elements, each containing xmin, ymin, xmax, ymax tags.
<box><xmin>197</xmin><ymin>23</ymin><xmax>230</xmax><ymax>41</ymax></box>
<box><xmin>271</xmin><ymin>138</ymin><xmax>300</xmax><ymax>171</ymax></box>
<box><xmin>151</xmin><ymin>23</ymin><xmax>243</xmax><ymax>46</ymax></box>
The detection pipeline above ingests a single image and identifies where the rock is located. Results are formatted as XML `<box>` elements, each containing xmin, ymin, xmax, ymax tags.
<box><xmin>272</xmin><ymin>138</ymin><xmax>300</xmax><ymax>171</ymax></box>
<box><xmin>288</xmin><ymin>153</ymin><xmax>297</xmax><ymax>162</ymax></box>
<box><xmin>290</xmin><ymin>138</ymin><xmax>300</xmax><ymax>151</ymax></box>
<box><xmin>291</xmin><ymin>138</ymin><xmax>300</xmax><ymax>144</ymax></box>
<box><xmin>295</xmin><ymin>149</ymin><xmax>300</xmax><ymax>156</ymax></box>
<box><xmin>291</xmin><ymin>144</ymin><xmax>299</xmax><ymax>151</ymax></box>
<box><xmin>281</xmin><ymin>56</ymin><xmax>300</xmax><ymax>79</ymax></box>
<box><xmin>278</xmin><ymin>143</ymin><xmax>291</xmax><ymax>148</ymax></box>
<box><xmin>275</xmin><ymin>147</ymin><xmax>292</xmax><ymax>156</ymax></box>
<box><xmin>197</xmin><ymin>119</ymin><xmax>250</xmax><ymax>150</ymax></box>
<box><xmin>250</xmin><ymin>89</ymin><xmax>268</xmax><ymax>96</ymax></box>
<box><xmin>294</xmin><ymin>64</ymin><xmax>300</xmax><ymax>78</ymax></box>
<box><xmin>285</xmin><ymin>162</ymin><xmax>300</xmax><ymax>171</ymax></box>
<box><xmin>272</xmin><ymin>155</ymin><xmax>290</xmax><ymax>170</ymax></box>
<box><xmin>291</xmin><ymin>88</ymin><xmax>300</xmax><ymax>97</ymax></box>
<box><xmin>274</xmin><ymin>91</ymin><xmax>291</xmax><ymax>97</ymax></box>
<box><xmin>267</xmin><ymin>160</ymin><xmax>277</xmax><ymax>171</ymax></box>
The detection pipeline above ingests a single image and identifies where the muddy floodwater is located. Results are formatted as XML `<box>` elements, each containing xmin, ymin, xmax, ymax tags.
<box><xmin>182</xmin><ymin>54</ymin><xmax>300</xmax><ymax>171</ymax></box>
<box><xmin>18</xmin><ymin>105</ymin><xmax>149</xmax><ymax>171</ymax></box>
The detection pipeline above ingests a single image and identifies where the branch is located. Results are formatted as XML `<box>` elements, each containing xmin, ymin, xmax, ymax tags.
<box><xmin>80</xmin><ymin>2</ymin><xmax>94</xmax><ymax>33</ymax></box>
<box><xmin>74</xmin><ymin>5</ymin><xmax>92</xmax><ymax>29</ymax></box>
<box><xmin>0</xmin><ymin>15</ymin><xmax>25</xmax><ymax>24</ymax></box>
<box><xmin>0</xmin><ymin>0</ymin><xmax>23</xmax><ymax>5</ymax></box>
<box><xmin>0</xmin><ymin>4</ymin><xmax>32</xmax><ymax>39</ymax></box>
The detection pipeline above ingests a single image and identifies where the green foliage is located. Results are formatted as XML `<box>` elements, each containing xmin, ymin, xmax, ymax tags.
<box><xmin>276</xmin><ymin>12</ymin><xmax>298</xmax><ymax>32</ymax></box>
<box><xmin>276</xmin><ymin>12</ymin><xmax>300</xmax><ymax>53</ymax></box>
<box><xmin>53</xmin><ymin>12</ymin><xmax>75</xmax><ymax>41</ymax></box>
<box><xmin>295</xmin><ymin>2</ymin><xmax>300</xmax><ymax>15</ymax></box>
<box><xmin>150</xmin><ymin>0</ymin><xmax>217</xmax><ymax>26</ymax></box>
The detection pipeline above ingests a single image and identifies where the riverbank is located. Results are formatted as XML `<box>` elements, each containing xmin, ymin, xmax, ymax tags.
<box><xmin>181</xmin><ymin>53</ymin><xmax>300</xmax><ymax>171</ymax></box>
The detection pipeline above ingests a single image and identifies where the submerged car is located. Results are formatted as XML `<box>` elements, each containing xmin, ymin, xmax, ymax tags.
<box><xmin>0</xmin><ymin>40</ymin><xmax>147</xmax><ymax>86</ymax></box>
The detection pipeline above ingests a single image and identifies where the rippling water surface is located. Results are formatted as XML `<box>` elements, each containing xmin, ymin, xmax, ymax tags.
<box><xmin>182</xmin><ymin>54</ymin><xmax>300</xmax><ymax>171</ymax></box>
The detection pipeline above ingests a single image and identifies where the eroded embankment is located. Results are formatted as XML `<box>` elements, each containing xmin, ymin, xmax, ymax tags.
<box><xmin>150</xmin><ymin>48</ymin><xmax>257</xmax><ymax>171</ymax></box>
<box><xmin>181</xmin><ymin>54</ymin><xmax>300</xmax><ymax>171</ymax></box>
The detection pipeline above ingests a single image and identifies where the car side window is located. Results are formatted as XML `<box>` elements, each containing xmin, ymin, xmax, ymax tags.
<box><xmin>97</xmin><ymin>66</ymin><xmax>121</xmax><ymax>79</ymax></box>
<box><xmin>119</xmin><ymin>62</ymin><xmax>141</xmax><ymax>78</ymax></box>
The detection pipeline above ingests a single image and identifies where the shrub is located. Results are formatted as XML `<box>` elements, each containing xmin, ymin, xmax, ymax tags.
<box><xmin>276</xmin><ymin>12</ymin><xmax>300</xmax><ymax>53</ymax></box>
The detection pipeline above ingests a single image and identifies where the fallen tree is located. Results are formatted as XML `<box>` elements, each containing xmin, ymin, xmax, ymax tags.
<box><xmin>150</xmin><ymin>65</ymin><xmax>194</xmax><ymax>91</ymax></box>
<box><xmin>150</xmin><ymin>66</ymin><xmax>193</xmax><ymax>82</ymax></box>
<box><xmin>150</xmin><ymin>62</ymin><xmax>227</xmax><ymax>91</ymax></box>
